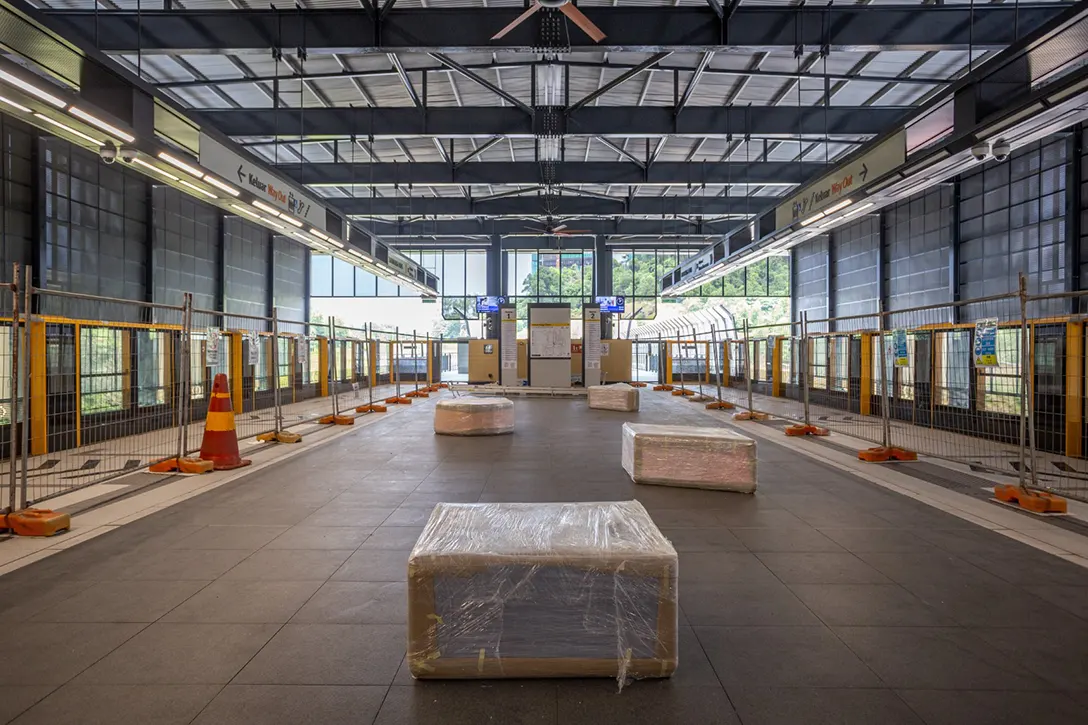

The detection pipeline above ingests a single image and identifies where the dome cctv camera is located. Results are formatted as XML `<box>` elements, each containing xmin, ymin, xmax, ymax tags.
<box><xmin>120</xmin><ymin>145</ymin><xmax>138</xmax><ymax>163</ymax></box>
<box><xmin>971</xmin><ymin>141</ymin><xmax>990</xmax><ymax>162</ymax></box>
<box><xmin>99</xmin><ymin>141</ymin><xmax>117</xmax><ymax>164</ymax></box>
<box><xmin>991</xmin><ymin>138</ymin><xmax>1011</xmax><ymax>162</ymax></box>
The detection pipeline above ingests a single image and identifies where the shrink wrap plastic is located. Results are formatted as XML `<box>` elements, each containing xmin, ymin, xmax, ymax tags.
<box><xmin>433</xmin><ymin>396</ymin><xmax>515</xmax><ymax>436</ymax></box>
<box><xmin>588</xmin><ymin>383</ymin><xmax>640</xmax><ymax>412</ymax></box>
<box><xmin>621</xmin><ymin>422</ymin><xmax>757</xmax><ymax>493</ymax></box>
<box><xmin>407</xmin><ymin>501</ymin><xmax>678</xmax><ymax>687</ymax></box>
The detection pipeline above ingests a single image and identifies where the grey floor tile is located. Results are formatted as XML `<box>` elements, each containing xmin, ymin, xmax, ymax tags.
<box><xmin>29</xmin><ymin>580</ymin><xmax>209</xmax><ymax>623</ymax></box>
<box><xmin>957</xmin><ymin>549</ymin><xmax>1088</xmax><ymax>588</ymax></box>
<box><xmin>691</xmin><ymin>622</ymin><xmax>879</xmax><ymax>687</ymax></box>
<box><xmin>332</xmin><ymin>550</ymin><xmax>409</xmax><ymax>581</ymax></box>
<box><xmin>899</xmin><ymin>572</ymin><xmax>1087</xmax><ymax>629</ymax></box>
<box><xmin>162</xmin><ymin>580</ymin><xmax>323</xmax><ymax>623</ymax></box>
<box><xmin>970</xmin><ymin>627</ymin><xmax>1088</xmax><ymax>691</ymax></box>
<box><xmin>789</xmin><ymin>583</ymin><xmax>957</xmax><ymax>626</ymax></box>
<box><xmin>74</xmin><ymin>623</ymin><xmax>279</xmax><ymax>685</ymax></box>
<box><xmin>728</xmin><ymin>687</ymin><xmax>924</xmax><ymax>725</ymax></box>
<box><xmin>0</xmin><ymin>623</ymin><xmax>145</xmax><ymax>685</ymax></box>
<box><xmin>665</xmin><ymin>626</ymin><xmax>728</xmax><ymax>687</ymax></box>
<box><xmin>659</xmin><ymin>527</ymin><xmax>747</xmax><ymax>552</ymax></box>
<box><xmin>298</xmin><ymin>506</ymin><xmax>396</xmax><ymax>528</ymax></box>
<box><xmin>0</xmin><ymin>579</ymin><xmax>99</xmax><ymax>623</ymax></box>
<box><xmin>1026</xmin><ymin>584</ymin><xmax>1088</xmax><ymax>621</ymax></box>
<box><xmin>10</xmin><ymin>684</ymin><xmax>219</xmax><ymax>725</ymax></box>
<box><xmin>221</xmin><ymin>549</ymin><xmax>353</xmax><ymax>581</ymax></box>
<box><xmin>731</xmin><ymin>527</ymin><xmax>845</xmax><ymax>553</ymax></box>
<box><xmin>233</xmin><ymin>624</ymin><xmax>404</xmax><ymax>685</ymax></box>
<box><xmin>185</xmin><ymin>506</ymin><xmax>319</xmax><ymax>527</ymax></box>
<box><xmin>676</xmin><ymin>553</ymin><xmax>779</xmax><ymax>586</ymax></box>
<box><xmin>646</xmin><ymin>507</ymin><xmax>734</xmax><ymax>528</ymax></box>
<box><xmin>818</xmin><ymin>528</ymin><xmax>941</xmax><ymax>554</ymax></box>
<box><xmin>382</xmin><ymin>504</ymin><xmax>439</xmax><ymax>527</ymax></box>
<box><xmin>681</xmin><ymin>581</ymin><xmax>821</xmax><ymax>626</ymax></box>
<box><xmin>714</xmin><ymin>509</ymin><xmax>810</xmax><ymax>529</ymax></box>
<box><xmin>757</xmin><ymin>552</ymin><xmax>893</xmax><ymax>585</ymax></box>
<box><xmin>117</xmin><ymin>549</ymin><xmax>254</xmax><ymax>581</ymax></box>
<box><xmin>263</xmin><ymin>526</ymin><xmax>374</xmax><ymax>550</ymax></box>
<box><xmin>896</xmin><ymin>689</ymin><xmax>1087</xmax><ymax>725</ymax></box>
<box><xmin>375</xmin><ymin>682</ymin><xmax>557</xmax><ymax>725</ymax></box>
<box><xmin>0</xmin><ymin>686</ymin><xmax>55</xmax><ymax>724</ymax></box>
<box><xmin>169</xmin><ymin>525</ymin><xmax>289</xmax><ymax>551</ymax></box>
<box><xmin>694</xmin><ymin>626</ymin><xmax>882</xmax><ymax>688</ymax></box>
<box><xmin>833</xmin><ymin>626</ymin><xmax>1052</xmax><ymax>691</ymax></box>
<box><xmin>291</xmin><ymin>582</ymin><xmax>407</xmax><ymax>624</ymax></box>
<box><xmin>358</xmin><ymin>526</ymin><xmax>425</xmax><ymax>550</ymax></box>
<box><xmin>556</xmin><ymin>682</ymin><xmax>738</xmax><ymax>725</ymax></box>
<box><xmin>191</xmin><ymin>685</ymin><xmax>387</xmax><ymax>725</ymax></box>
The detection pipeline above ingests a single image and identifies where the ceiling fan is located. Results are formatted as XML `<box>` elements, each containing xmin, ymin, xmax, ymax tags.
<box><xmin>492</xmin><ymin>0</ymin><xmax>606</xmax><ymax>43</ymax></box>
<box><xmin>523</xmin><ymin>218</ymin><xmax>592</xmax><ymax>237</ymax></box>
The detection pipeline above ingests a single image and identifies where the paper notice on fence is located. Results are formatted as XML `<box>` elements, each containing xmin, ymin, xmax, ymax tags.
<box><xmin>248</xmin><ymin>332</ymin><xmax>260</xmax><ymax>365</ymax></box>
<box><xmin>298</xmin><ymin>338</ymin><xmax>307</xmax><ymax>364</ymax></box>
<box><xmin>207</xmin><ymin>328</ymin><xmax>221</xmax><ymax>366</ymax></box>
<box><xmin>974</xmin><ymin>318</ymin><xmax>999</xmax><ymax>367</ymax></box>
<box><xmin>892</xmin><ymin>329</ymin><xmax>909</xmax><ymax>367</ymax></box>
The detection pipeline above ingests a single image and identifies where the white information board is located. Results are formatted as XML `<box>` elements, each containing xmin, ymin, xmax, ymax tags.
<box><xmin>247</xmin><ymin>331</ymin><xmax>260</xmax><ymax>365</ymax></box>
<box><xmin>206</xmin><ymin>328</ymin><xmax>221</xmax><ymax>367</ymax></box>
<box><xmin>530</xmin><ymin>324</ymin><xmax>571</xmax><ymax>359</ymax></box>
<box><xmin>583</xmin><ymin>306</ymin><xmax>602</xmax><ymax>387</ymax></box>
<box><xmin>528</xmin><ymin>304</ymin><xmax>572</xmax><ymax>388</ymax></box>
<box><xmin>297</xmin><ymin>338</ymin><xmax>307</xmax><ymax>364</ymax></box>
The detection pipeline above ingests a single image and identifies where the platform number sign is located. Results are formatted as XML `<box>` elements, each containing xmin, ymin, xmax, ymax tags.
<box><xmin>891</xmin><ymin>329</ymin><xmax>909</xmax><ymax>368</ymax></box>
<box><xmin>974</xmin><ymin>319</ymin><xmax>999</xmax><ymax>368</ymax></box>
<box><xmin>206</xmin><ymin>328</ymin><xmax>220</xmax><ymax>367</ymax></box>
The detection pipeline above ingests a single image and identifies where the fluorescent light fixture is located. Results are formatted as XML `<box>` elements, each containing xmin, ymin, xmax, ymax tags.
<box><xmin>131</xmin><ymin>156</ymin><xmax>180</xmax><ymax>181</ymax></box>
<box><xmin>157</xmin><ymin>151</ymin><xmax>203</xmax><ymax>178</ymax></box>
<box><xmin>205</xmin><ymin>175</ymin><xmax>240</xmax><ymax>196</ymax></box>
<box><xmin>68</xmin><ymin>107</ymin><xmax>135</xmax><ymax>143</ymax></box>
<box><xmin>179</xmin><ymin>179</ymin><xmax>216</xmax><ymax>199</ymax></box>
<box><xmin>259</xmin><ymin>216</ymin><xmax>285</xmax><ymax>230</ymax></box>
<box><xmin>0</xmin><ymin>69</ymin><xmax>65</xmax><ymax>108</ymax></box>
<box><xmin>1047</xmin><ymin>77</ymin><xmax>1088</xmax><ymax>105</ymax></box>
<box><xmin>976</xmin><ymin>102</ymin><xmax>1046</xmax><ymax>140</ymax></box>
<box><xmin>841</xmin><ymin>202</ymin><xmax>875</xmax><ymax>219</ymax></box>
<box><xmin>900</xmin><ymin>150</ymin><xmax>950</xmax><ymax>178</ymax></box>
<box><xmin>866</xmin><ymin>176</ymin><xmax>899</xmax><ymax>194</ymax></box>
<box><xmin>230</xmin><ymin>203</ymin><xmax>260</xmax><ymax>219</ymax></box>
<box><xmin>799</xmin><ymin>211</ymin><xmax>826</xmax><ymax>227</ymax></box>
<box><xmin>33</xmin><ymin>113</ymin><xmax>101</xmax><ymax>145</ymax></box>
<box><xmin>328</xmin><ymin>239</ymin><xmax>344</xmax><ymax>248</ymax></box>
<box><xmin>823</xmin><ymin>198</ymin><xmax>853</xmax><ymax>215</ymax></box>
<box><xmin>280</xmin><ymin>214</ymin><xmax>303</xmax><ymax>228</ymax></box>
<box><xmin>310</xmin><ymin>228</ymin><xmax>330</xmax><ymax>240</ymax></box>
<box><xmin>252</xmin><ymin>200</ymin><xmax>281</xmax><ymax>217</ymax></box>
<box><xmin>0</xmin><ymin>94</ymin><xmax>30</xmax><ymax>113</ymax></box>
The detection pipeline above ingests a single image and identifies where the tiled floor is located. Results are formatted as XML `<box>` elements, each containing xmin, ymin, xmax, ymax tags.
<box><xmin>0</xmin><ymin>392</ymin><xmax>1086</xmax><ymax>724</ymax></box>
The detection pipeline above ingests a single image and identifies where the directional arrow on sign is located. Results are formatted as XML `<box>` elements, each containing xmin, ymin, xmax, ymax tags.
<box><xmin>860</xmin><ymin>163</ymin><xmax>868</xmax><ymax>182</ymax></box>
<box><xmin>237</xmin><ymin>165</ymin><xmax>245</xmax><ymax>183</ymax></box>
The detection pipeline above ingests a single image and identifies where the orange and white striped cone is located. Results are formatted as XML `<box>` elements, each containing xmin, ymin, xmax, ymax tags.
<box><xmin>199</xmin><ymin>373</ymin><xmax>251</xmax><ymax>470</ymax></box>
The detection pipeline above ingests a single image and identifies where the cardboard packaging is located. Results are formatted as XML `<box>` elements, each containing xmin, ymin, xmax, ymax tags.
<box><xmin>588</xmin><ymin>383</ymin><xmax>640</xmax><ymax>412</ymax></box>
<box><xmin>621</xmin><ymin>423</ymin><xmax>757</xmax><ymax>493</ymax></box>
<box><xmin>433</xmin><ymin>397</ymin><xmax>515</xmax><ymax>436</ymax></box>
<box><xmin>407</xmin><ymin>501</ymin><xmax>678</xmax><ymax>684</ymax></box>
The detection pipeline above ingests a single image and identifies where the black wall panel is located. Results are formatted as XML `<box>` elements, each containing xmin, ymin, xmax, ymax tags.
<box><xmin>223</xmin><ymin>216</ymin><xmax>270</xmax><ymax>321</ymax></box>
<box><xmin>830</xmin><ymin>214</ymin><xmax>880</xmax><ymax>327</ymax></box>
<box><xmin>152</xmin><ymin>186</ymin><xmax>219</xmax><ymax>311</ymax></box>
<box><xmin>41</xmin><ymin>138</ymin><xmax>147</xmax><ymax>320</ymax></box>
<box><xmin>1079</xmin><ymin>127</ymin><xmax>1088</xmax><ymax>296</ymax></box>
<box><xmin>272</xmin><ymin>236</ymin><xmax>307</xmax><ymax>324</ymax></box>
<box><xmin>884</xmin><ymin>186</ymin><xmax>953</xmax><ymax>311</ymax></box>
<box><xmin>791</xmin><ymin>235</ymin><xmax>829</xmax><ymax>330</ymax></box>
<box><xmin>959</xmin><ymin>137</ymin><xmax>1068</xmax><ymax>318</ymax></box>
<box><xmin>0</xmin><ymin>114</ymin><xmax>34</xmax><ymax>313</ymax></box>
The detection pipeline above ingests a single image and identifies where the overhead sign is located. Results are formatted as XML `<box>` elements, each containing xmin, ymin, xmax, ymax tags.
<box><xmin>776</xmin><ymin>130</ymin><xmax>906</xmax><ymax>229</ymax></box>
<box><xmin>198</xmin><ymin>133</ymin><xmax>327</xmax><ymax>230</ymax></box>
<box><xmin>678</xmin><ymin>249</ymin><xmax>714</xmax><ymax>282</ymax></box>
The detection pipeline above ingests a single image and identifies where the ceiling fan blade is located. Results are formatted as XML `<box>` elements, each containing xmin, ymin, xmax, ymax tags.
<box><xmin>559</xmin><ymin>3</ymin><xmax>606</xmax><ymax>43</ymax></box>
<box><xmin>492</xmin><ymin>3</ymin><xmax>542</xmax><ymax>41</ymax></box>
<box><xmin>551</xmin><ymin>224</ymin><xmax>568</xmax><ymax>232</ymax></box>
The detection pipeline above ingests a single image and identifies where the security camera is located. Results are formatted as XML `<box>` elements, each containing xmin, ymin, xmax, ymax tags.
<box><xmin>970</xmin><ymin>141</ymin><xmax>990</xmax><ymax>162</ymax></box>
<box><xmin>119</xmin><ymin>145</ymin><xmax>138</xmax><ymax>163</ymax></box>
<box><xmin>991</xmin><ymin>138</ymin><xmax>1011</xmax><ymax>162</ymax></box>
<box><xmin>99</xmin><ymin>141</ymin><xmax>117</xmax><ymax>164</ymax></box>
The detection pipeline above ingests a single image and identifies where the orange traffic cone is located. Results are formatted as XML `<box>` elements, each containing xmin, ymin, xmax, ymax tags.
<box><xmin>199</xmin><ymin>374</ymin><xmax>251</xmax><ymax>470</ymax></box>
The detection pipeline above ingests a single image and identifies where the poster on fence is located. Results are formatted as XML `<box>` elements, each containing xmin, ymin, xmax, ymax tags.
<box><xmin>892</xmin><ymin>329</ymin><xmax>909</xmax><ymax>367</ymax></box>
<box><xmin>298</xmin><ymin>338</ymin><xmax>307</xmax><ymax>364</ymax></box>
<box><xmin>974</xmin><ymin>318</ymin><xmax>999</xmax><ymax>367</ymax></box>
<box><xmin>248</xmin><ymin>332</ymin><xmax>260</xmax><ymax>366</ymax></box>
<box><xmin>206</xmin><ymin>328</ymin><xmax>220</xmax><ymax>366</ymax></box>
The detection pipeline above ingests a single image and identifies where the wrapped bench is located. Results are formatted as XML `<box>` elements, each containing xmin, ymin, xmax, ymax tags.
<box><xmin>407</xmin><ymin>500</ymin><xmax>678</xmax><ymax>683</ymax></box>
<box><xmin>621</xmin><ymin>422</ymin><xmax>757</xmax><ymax>493</ymax></box>
<box><xmin>433</xmin><ymin>396</ymin><xmax>514</xmax><ymax>436</ymax></box>
<box><xmin>588</xmin><ymin>383</ymin><xmax>640</xmax><ymax>412</ymax></box>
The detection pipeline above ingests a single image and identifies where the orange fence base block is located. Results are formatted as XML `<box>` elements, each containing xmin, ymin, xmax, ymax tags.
<box><xmin>734</xmin><ymin>411</ymin><xmax>770</xmax><ymax>422</ymax></box>
<box><xmin>148</xmin><ymin>457</ymin><xmax>214</xmax><ymax>474</ymax></box>
<box><xmin>356</xmin><ymin>404</ymin><xmax>387</xmax><ymax>413</ymax></box>
<box><xmin>993</xmin><ymin>484</ymin><xmax>1068</xmax><ymax>514</ymax></box>
<box><xmin>629</xmin><ymin>382</ymin><xmax>648</xmax><ymax>388</ymax></box>
<box><xmin>395</xmin><ymin>397</ymin><xmax>412</xmax><ymax>405</ymax></box>
<box><xmin>671</xmin><ymin>389</ymin><xmax>695</xmax><ymax>397</ymax></box>
<box><xmin>705</xmin><ymin>401</ymin><xmax>735</xmax><ymax>410</ymax></box>
<box><xmin>785</xmin><ymin>424</ymin><xmax>830</xmax><ymax>437</ymax></box>
<box><xmin>2</xmin><ymin>509</ymin><xmax>71</xmax><ymax>537</ymax></box>
<box><xmin>319</xmin><ymin>415</ymin><xmax>355</xmax><ymax>425</ymax></box>
<box><xmin>653</xmin><ymin>384</ymin><xmax>674</xmax><ymax>392</ymax></box>
<box><xmin>384</xmin><ymin>396</ymin><xmax>401</xmax><ymax>404</ymax></box>
<box><xmin>257</xmin><ymin>431</ymin><xmax>302</xmax><ymax>444</ymax></box>
<box><xmin>858</xmin><ymin>446</ymin><xmax>918</xmax><ymax>463</ymax></box>
<box><xmin>436</xmin><ymin>383</ymin><xmax>450</xmax><ymax>389</ymax></box>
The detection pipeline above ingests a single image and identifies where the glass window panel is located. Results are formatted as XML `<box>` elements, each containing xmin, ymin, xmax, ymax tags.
<box><xmin>376</xmin><ymin>275</ymin><xmax>399</xmax><ymax>296</ymax></box>
<box><xmin>747</xmin><ymin>261</ymin><xmax>769</xmax><ymax>296</ymax></box>
<box><xmin>332</xmin><ymin>258</ymin><xmax>355</xmax><ymax>296</ymax></box>
<box><xmin>768</xmin><ymin>255</ymin><xmax>790</xmax><ymax>296</ymax></box>
<box><xmin>935</xmin><ymin>330</ymin><xmax>970</xmax><ymax>408</ymax></box>
<box><xmin>466</xmin><ymin>250</ymin><xmax>487</xmax><ymax>295</ymax></box>
<box><xmin>978</xmin><ymin>328</ymin><xmax>1021</xmax><ymax>414</ymax></box>
<box><xmin>310</xmin><ymin>254</ymin><xmax>332</xmax><ymax>296</ymax></box>
<box><xmin>444</xmin><ymin>250</ymin><xmax>466</xmax><ymax>296</ymax></box>
<box><xmin>722</xmin><ymin>268</ymin><xmax>745</xmax><ymax>296</ymax></box>
<box><xmin>354</xmin><ymin>267</ymin><xmax>377</xmax><ymax>297</ymax></box>
<box><xmin>633</xmin><ymin>252</ymin><xmax>657</xmax><ymax>297</ymax></box>
<box><xmin>80</xmin><ymin>327</ymin><xmax>125</xmax><ymax>414</ymax></box>
<box><xmin>613</xmin><ymin>250</ymin><xmax>634</xmax><ymax>295</ymax></box>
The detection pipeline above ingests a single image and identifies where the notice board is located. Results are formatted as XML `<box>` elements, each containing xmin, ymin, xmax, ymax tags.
<box><xmin>528</xmin><ymin>303</ymin><xmax>571</xmax><ymax>388</ymax></box>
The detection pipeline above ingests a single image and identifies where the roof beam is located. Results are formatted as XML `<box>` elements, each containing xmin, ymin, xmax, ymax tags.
<box><xmin>333</xmin><ymin>195</ymin><xmax>771</xmax><ymax>217</ymax></box>
<box><xmin>357</xmin><ymin>217</ymin><xmax>742</xmax><ymax>238</ymax></box>
<box><xmin>37</xmin><ymin>5</ymin><xmax>1065</xmax><ymax>53</ymax></box>
<box><xmin>429</xmin><ymin>53</ymin><xmax>534</xmax><ymax>115</ymax></box>
<box><xmin>569</xmin><ymin>52</ymin><xmax>671</xmax><ymax>113</ymax></box>
<box><xmin>198</xmin><ymin>105</ymin><xmax>906</xmax><ymax>137</ymax></box>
